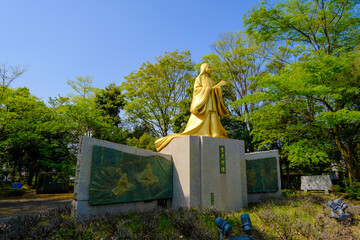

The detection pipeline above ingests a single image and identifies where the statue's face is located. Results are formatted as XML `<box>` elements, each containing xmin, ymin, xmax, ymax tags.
<box><xmin>205</xmin><ymin>65</ymin><xmax>212</xmax><ymax>75</ymax></box>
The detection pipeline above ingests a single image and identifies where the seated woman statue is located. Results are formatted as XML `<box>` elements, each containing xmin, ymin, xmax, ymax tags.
<box><xmin>155</xmin><ymin>63</ymin><xmax>229</xmax><ymax>151</ymax></box>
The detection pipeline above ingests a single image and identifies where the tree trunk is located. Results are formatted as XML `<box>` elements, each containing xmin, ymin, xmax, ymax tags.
<box><xmin>34</xmin><ymin>172</ymin><xmax>39</xmax><ymax>188</ymax></box>
<box><xmin>334</xmin><ymin>134</ymin><xmax>360</xmax><ymax>186</ymax></box>
<box><xmin>279</xmin><ymin>158</ymin><xmax>284</xmax><ymax>188</ymax></box>
<box><xmin>286</xmin><ymin>159</ymin><xmax>290</xmax><ymax>189</ymax></box>
<box><xmin>341</xmin><ymin>152</ymin><xmax>360</xmax><ymax>187</ymax></box>
<box><xmin>27</xmin><ymin>171</ymin><xmax>34</xmax><ymax>186</ymax></box>
<box><xmin>11</xmin><ymin>168</ymin><xmax>16</xmax><ymax>183</ymax></box>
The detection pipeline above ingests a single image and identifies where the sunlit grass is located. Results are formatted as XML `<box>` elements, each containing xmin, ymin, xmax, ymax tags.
<box><xmin>1</xmin><ymin>193</ymin><xmax>359</xmax><ymax>239</ymax></box>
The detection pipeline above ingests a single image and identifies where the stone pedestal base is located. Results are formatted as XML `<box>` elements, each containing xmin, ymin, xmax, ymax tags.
<box><xmin>160</xmin><ymin>136</ymin><xmax>248</xmax><ymax>211</ymax></box>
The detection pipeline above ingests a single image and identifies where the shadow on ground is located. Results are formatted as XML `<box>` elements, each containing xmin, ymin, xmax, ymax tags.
<box><xmin>0</xmin><ymin>192</ymin><xmax>73</xmax><ymax>222</ymax></box>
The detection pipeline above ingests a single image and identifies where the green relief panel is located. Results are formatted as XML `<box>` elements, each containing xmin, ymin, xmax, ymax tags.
<box><xmin>246</xmin><ymin>157</ymin><xmax>278</xmax><ymax>193</ymax></box>
<box><xmin>89</xmin><ymin>146</ymin><xmax>172</xmax><ymax>205</ymax></box>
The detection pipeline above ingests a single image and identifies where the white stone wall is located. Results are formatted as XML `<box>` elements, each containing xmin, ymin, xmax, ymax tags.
<box><xmin>72</xmin><ymin>136</ymin><xmax>282</xmax><ymax>219</ymax></box>
<box><xmin>71</xmin><ymin>137</ymin><xmax>172</xmax><ymax>220</ymax></box>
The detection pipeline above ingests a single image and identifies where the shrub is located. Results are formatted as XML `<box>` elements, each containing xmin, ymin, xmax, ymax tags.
<box><xmin>281</xmin><ymin>189</ymin><xmax>298</xmax><ymax>197</ymax></box>
<box><xmin>331</xmin><ymin>184</ymin><xmax>343</xmax><ymax>193</ymax></box>
<box><xmin>1</xmin><ymin>195</ymin><xmax>359</xmax><ymax>240</ymax></box>
<box><xmin>164</xmin><ymin>208</ymin><xmax>217</xmax><ymax>239</ymax></box>
<box><xmin>4</xmin><ymin>188</ymin><xmax>26</xmax><ymax>197</ymax></box>
<box><xmin>345</xmin><ymin>182</ymin><xmax>360</xmax><ymax>200</ymax></box>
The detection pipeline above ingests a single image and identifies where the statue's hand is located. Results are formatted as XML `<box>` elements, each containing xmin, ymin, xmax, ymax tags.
<box><xmin>213</xmin><ymin>80</ymin><xmax>226</xmax><ymax>89</ymax></box>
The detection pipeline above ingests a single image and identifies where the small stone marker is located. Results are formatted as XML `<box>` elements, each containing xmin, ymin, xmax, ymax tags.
<box><xmin>301</xmin><ymin>175</ymin><xmax>332</xmax><ymax>193</ymax></box>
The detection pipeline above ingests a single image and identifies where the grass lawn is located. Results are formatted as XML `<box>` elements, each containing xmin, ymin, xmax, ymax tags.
<box><xmin>1</xmin><ymin>192</ymin><xmax>359</xmax><ymax>239</ymax></box>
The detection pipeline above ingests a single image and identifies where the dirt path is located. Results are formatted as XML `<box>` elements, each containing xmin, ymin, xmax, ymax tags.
<box><xmin>0</xmin><ymin>192</ymin><xmax>73</xmax><ymax>222</ymax></box>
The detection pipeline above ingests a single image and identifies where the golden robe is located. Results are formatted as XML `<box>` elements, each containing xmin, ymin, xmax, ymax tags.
<box><xmin>155</xmin><ymin>75</ymin><xmax>229</xmax><ymax>151</ymax></box>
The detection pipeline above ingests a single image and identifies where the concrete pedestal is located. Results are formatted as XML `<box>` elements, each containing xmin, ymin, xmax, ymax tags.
<box><xmin>160</xmin><ymin>136</ymin><xmax>248</xmax><ymax>211</ymax></box>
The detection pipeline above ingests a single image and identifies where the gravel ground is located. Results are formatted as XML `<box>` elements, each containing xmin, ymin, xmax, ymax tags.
<box><xmin>0</xmin><ymin>192</ymin><xmax>73</xmax><ymax>222</ymax></box>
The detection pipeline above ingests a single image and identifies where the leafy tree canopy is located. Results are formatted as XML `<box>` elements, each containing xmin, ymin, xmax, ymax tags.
<box><xmin>243</xmin><ymin>0</ymin><xmax>360</xmax><ymax>185</ymax></box>
<box><xmin>242</xmin><ymin>50</ymin><xmax>360</xmax><ymax>183</ymax></box>
<box><xmin>245</xmin><ymin>0</ymin><xmax>360</xmax><ymax>54</ymax></box>
<box><xmin>67</xmin><ymin>75</ymin><xmax>94</xmax><ymax>98</ymax></box>
<box><xmin>94</xmin><ymin>83</ymin><xmax>125</xmax><ymax>127</ymax></box>
<box><xmin>201</xmin><ymin>31</ymin><xmax>270</xmax><ymax>151</ymax></box>
<box><xmin>122</xmin><ymin>50</ymin><xmax>195</xmax><ymax>137</ymax></box>
<box><xmin>0</xmin><ymin>88</ymin><xmax>76</xmax><ymax>179</ymax></box>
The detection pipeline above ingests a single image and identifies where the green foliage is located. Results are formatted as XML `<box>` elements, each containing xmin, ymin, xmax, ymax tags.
<box><xmin>281</xmin><ymin>189</ymin><xmax>298</xmax><ymax>197</ymax></box>
<box><xmin>51</xmin><ymin>78</ymin><xmax>129</xmax><ymax>148</ymax></box>
<box><xmin>1</xmin><ymin>77</ymin><xmax>130</xmax><ymax>182</ymax></box>
<box><xmin>201</xmin><ymin>31</ymin><xmax>270</xmax><ymax>151</ymax></box>
<box><xmin>94</xmin><ymin>83</ymin><xmax>125</xmax><ymax>127</ymax></box>
<box><xmin>245</xmin><ymin>0</ymin><xmax>360</xmax><ymax>53</ymax></box>
<box><xmin>122</xmin><ymin>50</ymin><xmax>195</xmax><ymax>137</ymax></box>
<box><xmin>61</xmin><ymin>90</ymin><xmax>121</xmax><ymax>140</ymax></box>
<box><xmin>0</xmin><ymin>88</ymin><xmax>76</xmax><ymax>177</ymax></box>
<box><xmin>172</xmin><ymin>98</ymin><xmax>191</xmax><ymax>133</ymax></box>
<box><xmin>126</xmin><ymin>133</ymin><xmax>156</xmax><ymax>151</ymax></box>
<box><xmin>243</xmin><ymin>0</ymin><xmax>360</xmax><ymax>184</ymax></box>
<box><xmin>241</xmin><ymin>50</ymin><xmax>360</xmax><ymax>182</ymax></box>
<box><xmin>339</xmin><ymin>180</ymin><xmax>360</xmax><ymax>200</ymax></box>
<box><xmin>345</xmin><ymin>184</ymin><xmax>360</xmax><ymax>200</ymax></box>
<box><xmin>66</xmin><ymin>76</ymin><xmax>94</xmax><ymax>98</ymax></box>
<box><xmin>2</xmin><ymin>188</ymin><xmax>26</xmax><ymax>197</ymax></box>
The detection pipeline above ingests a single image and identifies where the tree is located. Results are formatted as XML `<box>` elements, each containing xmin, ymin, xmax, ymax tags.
<box><xmin>126</xmin><ymin>133</ymin><xmax>156</xmax><ymax>151</ymax></box>
<box><xmin>63</xmin><ymin>76</ymin><xmax>116</xmax><ymax>138</ymax></box>
<box><xmin>243</xmin><ymin>51</ymin><xmax>360</xmax><ymax>185</ymax></box>
<box><xmin>62</xmin><ymin>94</ymin><xmax>114</xmax><ymax>138</ymax></box>
<box><xmin>0</xmin><ymin>63</ymin><xmax>26</xmax><ymax>91</ymax></box>
<box><xmin>243</xmin><ymin>0</ymin><xmax>360</xmax><ymax>186</ymax></box>
<box><xmin>94</xmin><ymin>83</ymin><xmax>125</xmax><ymax>127</ymax></box>
<box><xmin>0</xmin><ymin>88</ymin><xmax>76</xmax><ymax>185</ymax></box>
<box><xmin>172</xmin><ymin>98</ymin><xmax>192</xmax><ymax>134</ymax></box>
<box><xmin>122</xmin><ymin>50</ymin><xmax>195</xmax><ymax>137</ymax></box>
<box><xmin>201</xmin><ymin>31</ymin><xmax>269</xmax><ymax>151</ymax></box>
<box><xmin>245</xmin><ymin>0</ymin><xmax>360</xmax><ymax>54</ymax></box>
<box><xmin>67</xmin><ymin>76</ymin><xmax>94</xmax><ymax>98</ymax></box>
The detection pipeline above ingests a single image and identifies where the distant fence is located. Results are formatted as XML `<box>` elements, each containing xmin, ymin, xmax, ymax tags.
<box><xmin>281</xmin><ymin>174</ymin><xmax>302</xmax><ymax>189</ymax></box>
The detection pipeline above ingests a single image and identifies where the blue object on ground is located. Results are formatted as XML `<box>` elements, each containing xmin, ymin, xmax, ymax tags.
<box><xmin>11</xmin><ymin>183</ymin><xmax>23</xmax><ymax>189</ymax></box>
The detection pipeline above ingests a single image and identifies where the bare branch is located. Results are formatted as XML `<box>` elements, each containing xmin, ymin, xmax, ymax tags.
<box><xmin>0</xmin><ymin>63</ymin><xmax>27</xmax><ymax>91</ymax></box>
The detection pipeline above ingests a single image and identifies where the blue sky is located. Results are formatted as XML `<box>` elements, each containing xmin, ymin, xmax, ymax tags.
<box><xmin>2</xmin><ymin>0</ymin><xmax>259</xmax><ymax>101</ymax></box>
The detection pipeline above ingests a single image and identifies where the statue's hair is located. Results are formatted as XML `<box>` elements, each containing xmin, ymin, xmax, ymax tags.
<box><xmin>199</xmin><ymin>63</ymin><xmax>210</xmax><ymax>76</ymax></box>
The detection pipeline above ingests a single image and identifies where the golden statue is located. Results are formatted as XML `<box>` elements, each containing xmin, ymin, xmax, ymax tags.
<box><xmin>155</xmin><ymin>63</ymin><xmax>229</xmax><ymax>151</ymax></box>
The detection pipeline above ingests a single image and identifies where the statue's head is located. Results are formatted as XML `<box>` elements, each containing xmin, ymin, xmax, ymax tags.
<box><xmin>199</xmin><ymin>63</ymin><xmax>211</xmax><ymax>76</ymax></box>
